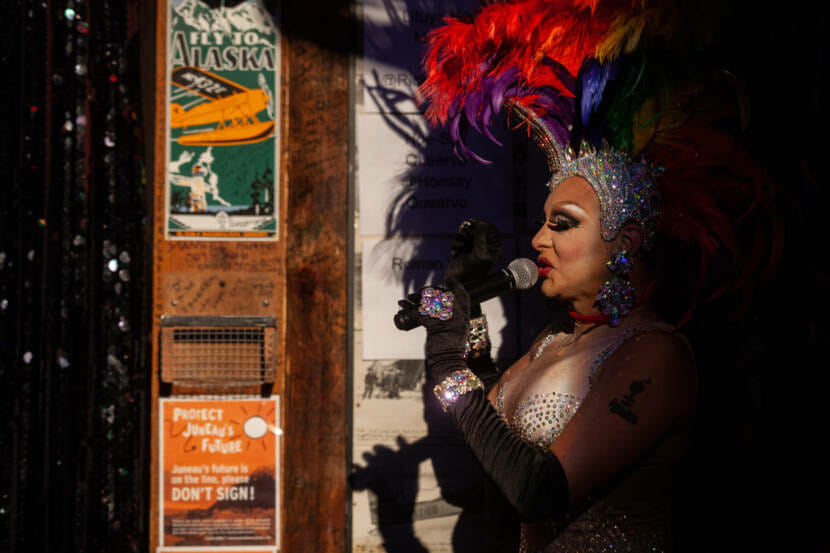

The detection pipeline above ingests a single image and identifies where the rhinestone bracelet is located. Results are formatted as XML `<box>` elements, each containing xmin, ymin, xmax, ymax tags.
<box><xmin>433</xmin><ymin>369</ymin><xmax>484</xmax><ymax>412</ymax></box>
<box><xmin>464</xmin><ymin>314</ymin><xmax>491</xmax><ymax>359</ymax></box>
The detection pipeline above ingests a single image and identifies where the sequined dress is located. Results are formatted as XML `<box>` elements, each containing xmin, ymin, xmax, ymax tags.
<box><xmin>492</xmin><ymin>319</ymin><xmax>691</xmax><ymax>553</ymax></box>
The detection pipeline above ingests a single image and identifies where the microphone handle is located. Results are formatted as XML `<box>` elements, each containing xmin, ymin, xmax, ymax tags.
<box><xmin>465</xmin><ymin>268</ymin><xmax>514</xmax><ymax>304</ymax></box>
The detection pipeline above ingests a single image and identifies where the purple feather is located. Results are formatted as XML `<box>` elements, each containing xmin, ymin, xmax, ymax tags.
<box><xmin>464</xmin><ymin>88</ymin><xmax>485</xmax><ymax>134</ymax></box>
<box><xmin>578</xmin><ymin>58</ymin><xmax>619</xmax><ymax>128</ymax></box>
<box><xmin>479</xmin><ymin>103</ymin><xmax>503</xmax><ymax>146</ymax></box>
<box><xmin>446</xmin><ymin>97</ymin><xmax>462</xmax><ymax>123</ymax></box>
<box><xmin>450</xmin><ymin>112</ymin><xmax>492</xmax><ymax>164</ymax></box>
<box><xmin>489</xmin><ymin>67</ymin><xmax>520</xmax><ymax>114</ymax></box>
<box><xmin>449</xmin><ymin>111</ymin><xmax>462</xmax><ymax>145</ymax></box>
<box><xmin>443</xmin><ymin>58</ymin><xmax>581</xmax><ymax>163</ymax></box>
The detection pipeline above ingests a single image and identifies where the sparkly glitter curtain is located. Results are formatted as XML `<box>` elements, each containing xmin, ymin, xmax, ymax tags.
<box><xmin>0</xmin><ymin>1</ymin><xmax>150</xmax><ymax>552</ymax></box>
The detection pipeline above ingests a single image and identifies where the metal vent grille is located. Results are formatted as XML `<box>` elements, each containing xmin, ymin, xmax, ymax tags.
<box><xmin>160</xmin><ymin>316</ymin><xmax>276</xmax><ymax>387</ymax></box>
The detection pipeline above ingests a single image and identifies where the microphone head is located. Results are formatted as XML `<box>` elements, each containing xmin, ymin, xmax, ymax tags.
<box><xmin>507</xmin><ymin>258</ymin><xmax>539</xmax><ymax>290</ymax></box>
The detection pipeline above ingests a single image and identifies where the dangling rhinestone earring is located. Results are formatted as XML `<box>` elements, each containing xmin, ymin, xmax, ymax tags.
<box><xmin>596</xmin><ymin>249</ymin><xmax>635</xmax><ymax>327</ymax></box>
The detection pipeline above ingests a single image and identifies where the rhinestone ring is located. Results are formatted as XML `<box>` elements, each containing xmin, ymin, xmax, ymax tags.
<box><xmin>418</xmin><ymin>286</ymin><xmax>455</xmax><ymax>321</ymax></box>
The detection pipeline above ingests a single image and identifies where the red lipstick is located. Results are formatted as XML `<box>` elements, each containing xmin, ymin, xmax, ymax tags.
<box><xmin>537</xmin><ymin>256</ymin><xmax>552</xmax><ymax>277</ymax></box>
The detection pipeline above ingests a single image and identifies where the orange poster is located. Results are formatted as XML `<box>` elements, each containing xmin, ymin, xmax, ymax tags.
<box><xmin>159</xmin><ymin>398</ymin><xmax>280</xmax><ymax>549</ymax></box>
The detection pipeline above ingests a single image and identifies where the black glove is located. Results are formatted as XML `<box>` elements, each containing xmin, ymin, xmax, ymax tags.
<box><xmin>398</xmin><ymin>277</ymin><xmax>471</xmax><ymax>384</ymax></box>
<box><xmin>446</xmin><ymin>218</ymin><xmax>502</xmax><ymax>282</ymax></box>
<box><xmin>399</xmin><ymin>277</ymin><xmax>500</xmax><ymax>389</ymax></box>
<box><xmin>400</xmin><ymin>282</ymin><xmax>570</xmax><ymax>522</ymax></box>
<box><xmin>446</xmin><ymin>219</ymin><xmax>502</xmax><ymax>318</ymax></box>
<box><xmin>453</xmin><ymin>391</ymin><xmax>570</xmax><ymax>523</ymax></box>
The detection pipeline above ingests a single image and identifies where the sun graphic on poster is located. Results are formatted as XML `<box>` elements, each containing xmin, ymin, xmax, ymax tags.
<box><xmin>229</xmin><ymin>402</ymin><xmax>278</xmax><ymax>451</ymax></box>
<box><xmin>244</xmin><ymin>415</ymin><xmax>268</xmax><ymax>438</ymax></box>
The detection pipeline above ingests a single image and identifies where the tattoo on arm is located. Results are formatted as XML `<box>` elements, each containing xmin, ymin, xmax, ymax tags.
<box><xmin>608</xmin><ymin>378</ymin><xmax>652</xmax><ymax>424</ymax></box>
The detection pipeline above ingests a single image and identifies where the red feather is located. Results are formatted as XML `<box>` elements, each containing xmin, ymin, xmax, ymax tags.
<box><xmin>418</xmin><ymin>0</ymin><xmax>632</xmax><ymax>125</ymax></box>
<box><xmin>652</xmin><ymin>124</ymin><xmax>782</xmax><ymax>323</ymax></box>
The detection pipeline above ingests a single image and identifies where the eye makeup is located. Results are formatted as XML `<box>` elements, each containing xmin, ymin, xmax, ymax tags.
<box><xmin>538</xmin><ymin>201</ymin><xmax>585</xmax><ymax>233</ymax></box>
<box><xmin>546</xmin><ymin>210</ymin><xmax>579</xmax><ymax>231</ymax></box>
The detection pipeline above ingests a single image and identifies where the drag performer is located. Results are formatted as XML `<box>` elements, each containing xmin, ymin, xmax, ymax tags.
<box><xmin>396</xmin><ymin>1</ymin><xmax>781</xmax><ymax>551</ymax></box>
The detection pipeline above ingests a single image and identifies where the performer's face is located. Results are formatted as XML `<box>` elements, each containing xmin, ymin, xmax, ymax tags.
<box><xmin>531</xmin><ymin>176</ymin><xmax>613</xmax><ymax>308</ymax></box>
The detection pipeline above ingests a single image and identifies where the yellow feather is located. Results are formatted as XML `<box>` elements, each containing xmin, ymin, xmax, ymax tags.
<box><xmin>632</xmin><ymin>97</ymin><xmax>657</xmax><ymax>155</ymax></box>
<box><xmin>595</xmin><ymin>9</ymin><xmax>656</xmax><ymax>62</ymax></box>
<box><xmin>595</xmin><ymin>0</ymin><xmax>728</xmax><ymax>62</ymax></box>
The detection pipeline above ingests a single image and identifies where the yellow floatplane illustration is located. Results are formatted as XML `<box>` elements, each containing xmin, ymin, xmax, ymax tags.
<box><xmin>170</xmin><ymin>66</ymin><xmax>275</xmax><ymax>146</ymax></box>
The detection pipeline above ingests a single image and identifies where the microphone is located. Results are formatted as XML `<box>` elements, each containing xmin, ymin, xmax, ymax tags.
<box><xmin>394</xmin><ymin>258</ymin><xmax>539</xmax><ymax>331</ymax></box>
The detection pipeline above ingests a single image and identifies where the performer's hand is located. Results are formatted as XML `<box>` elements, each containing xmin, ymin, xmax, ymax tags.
<box><xmin>397</xmin><ymin>278</ymin><xmax>471</xmax><ymax>383</ymax></box>
<box><xmin>446</xmin><ymin>219</ymin><xmax>500</xmax><ymax>318</ymax></box>
<box><xmin>446</xmin><ymin>218</ymin><xmax>501</xmax><ymax>283</ymax></box>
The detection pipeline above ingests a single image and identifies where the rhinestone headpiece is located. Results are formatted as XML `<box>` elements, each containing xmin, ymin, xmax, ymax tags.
<box><xmin>549</xmin><ymin>141</ymin><xmax>661</xmax><ymax>251</ymax></box>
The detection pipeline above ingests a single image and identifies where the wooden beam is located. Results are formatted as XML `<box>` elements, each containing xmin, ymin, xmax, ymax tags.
<box><xmin>282</xmin><ymin>1</ymin><xmax>351</xmax><ymax>550</ymax></box>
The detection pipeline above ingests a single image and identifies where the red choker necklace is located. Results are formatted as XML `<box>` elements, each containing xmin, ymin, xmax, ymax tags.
<box><xmin>568</xmin><ymin>311</ymin><xmax>609</xmax><ymax>325</ymax></box>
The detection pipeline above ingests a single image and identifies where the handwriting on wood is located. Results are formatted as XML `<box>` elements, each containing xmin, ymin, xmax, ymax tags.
<box><xmin>162</xmin><ymin>272</ymin><xmax>279</xmax><ymax>316</ymax></box>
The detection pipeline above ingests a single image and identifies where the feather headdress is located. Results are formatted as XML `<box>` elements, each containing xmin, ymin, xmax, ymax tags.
<box><xmin>417</xmin><ymin>0</ymin><xmax>781</xmax><ymax>324</ymax></box>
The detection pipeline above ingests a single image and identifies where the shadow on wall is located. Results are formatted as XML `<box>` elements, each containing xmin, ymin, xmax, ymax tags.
<box><xmin>350</xmin><ymin>1</ymin><xmax>559</xmax><ymax>552</ymax></box>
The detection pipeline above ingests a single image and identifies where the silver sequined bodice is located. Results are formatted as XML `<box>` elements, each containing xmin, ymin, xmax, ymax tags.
<box><xmin>496</xmin><ymin>388</ymin><xmax>581</xmax><ymax>450</ymax></box>
<box><xmin>493</xmin><ymin>320</ymin><xmax>685</xmax><ymax>553</ymax></box>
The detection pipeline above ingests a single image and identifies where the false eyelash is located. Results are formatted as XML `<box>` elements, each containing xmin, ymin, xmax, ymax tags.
<box><xmin>550</xmin><ymin>216</ymin><xmax>578</xmax><ymax>230</ymax></box>
<box><xmin>533</xmin><ymin>217</ymin><xmax>577</xmax><ymax>232</ymax></box>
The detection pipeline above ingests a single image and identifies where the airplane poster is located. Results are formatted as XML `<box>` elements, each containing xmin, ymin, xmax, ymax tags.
<box><xmin>165</xmin><ymin>0</ymin><xmax>280</xmax><ymax>241</ymax></box>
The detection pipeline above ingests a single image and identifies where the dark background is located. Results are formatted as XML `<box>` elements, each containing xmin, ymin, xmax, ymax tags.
<box><xmin>1</xmin><ymin>1</ymin><xmax>827</xmax><ymax>552</ymax></box>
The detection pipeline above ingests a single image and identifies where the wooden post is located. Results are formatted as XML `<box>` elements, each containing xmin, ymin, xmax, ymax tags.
<box><xmin>149</xmin><ymin>1</ymin><xmax>350</xmax><ymax>550</ymax></box>
<box><xmin>281</xmin><ymin>2</ymin><xmax>350</xmax><ymax>550</ymax></box>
